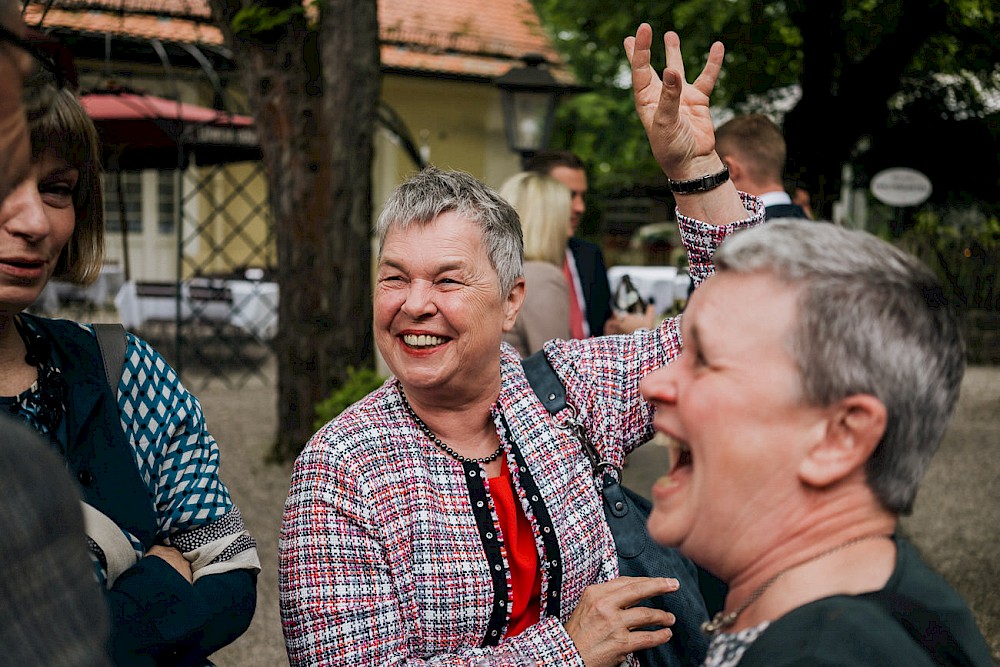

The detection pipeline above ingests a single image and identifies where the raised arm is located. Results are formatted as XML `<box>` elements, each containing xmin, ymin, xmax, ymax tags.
<box><xmin>625</xmin><ymin>24</ymin><xmax>750</xmax><ymax>226</ymax></box>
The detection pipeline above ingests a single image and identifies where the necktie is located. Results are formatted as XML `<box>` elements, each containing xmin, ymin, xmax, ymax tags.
<box><xmin>563</xmin><ymin>258</ymin><xmax>586</xmax><ymax>339</ymax></box>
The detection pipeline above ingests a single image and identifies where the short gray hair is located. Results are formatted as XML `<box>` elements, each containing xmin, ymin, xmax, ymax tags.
<box><xmin>375</xmin><ymin>167</ymin><xmax>524</xmax><ymax>295</ymax></box>
<box><xmin>715</xmin><ymin>219</ymin><xmax>965</xmax><ymax>515</ymax></box>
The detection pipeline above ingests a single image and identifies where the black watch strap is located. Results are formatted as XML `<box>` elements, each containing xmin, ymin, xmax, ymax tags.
<box><xmin>667</xmin><ymin>165</ymin><xmax>730</xmax><ymax>194</ymax></box>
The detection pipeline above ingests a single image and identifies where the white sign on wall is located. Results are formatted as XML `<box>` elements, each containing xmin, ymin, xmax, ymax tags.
<box><xmin>870</xmin><ymin>168</ymin><xmax>933</xmax><ymax>207</ymax></box>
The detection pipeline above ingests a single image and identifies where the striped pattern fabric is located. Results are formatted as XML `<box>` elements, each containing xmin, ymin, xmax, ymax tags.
<box><xmin>279</xmin><ymin>197</ymin><xmax>763</xmax><ymax>666</ymax></box>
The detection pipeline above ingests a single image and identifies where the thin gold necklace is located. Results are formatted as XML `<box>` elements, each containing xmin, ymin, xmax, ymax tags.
<box><xmin>701</xmin><ymin>533</ymin><xmax>892</xmax><ymax>635</ymax></box>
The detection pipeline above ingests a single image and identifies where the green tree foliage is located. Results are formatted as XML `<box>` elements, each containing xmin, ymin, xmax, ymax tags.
<box><xmin>896</xmin><ymin>209</ymin><xmax>1000</xmax><ymax>312</ymax></box>
<box><xmin>533</xmin><ymin>0</ymin><xmax>998</xmax><ymax>218</ymax></box>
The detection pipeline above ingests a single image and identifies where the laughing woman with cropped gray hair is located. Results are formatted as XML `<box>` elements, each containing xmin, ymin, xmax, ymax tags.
<box><xmin>632</xmin><ymin>23</ymin><xmax>990</xmax><ymax>665</ymax></box>
<box><xmin>715</xmin><ymin>219</ymin><xmax>966</xmax><ymax>515</ymax></box>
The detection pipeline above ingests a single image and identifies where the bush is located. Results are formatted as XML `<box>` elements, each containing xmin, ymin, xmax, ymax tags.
<box><xmin>895</xmin><ymin>208</ymin><xmax>999</xmax><ymax>311</ymax></box>
<box><xmin>893</xmin><ymin>208</ymin><xmax>1000</xmax><ymax>364</ymax></box>
<box><xmin>313</xmin><ymin>365</ymin><xmax>386</xmax><ymax>430</ymax></box>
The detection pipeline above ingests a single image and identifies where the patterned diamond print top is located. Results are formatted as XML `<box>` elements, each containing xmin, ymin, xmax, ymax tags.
<box><xmin>7</xmin><ymin>316</ymin><xmax>259</xmax><ymax>584</ymax></box>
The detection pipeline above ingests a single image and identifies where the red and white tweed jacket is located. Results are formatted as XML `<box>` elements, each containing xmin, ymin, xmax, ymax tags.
<box><xmin>280</xmin><ymin>198</ymin><xmax>764</xmax><ymax>666</ymax></box>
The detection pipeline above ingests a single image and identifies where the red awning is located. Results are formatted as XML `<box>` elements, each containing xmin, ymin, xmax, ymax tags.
<box><xmin>79</xmin><ymin>88</ymin><xmax>260</xmax><ymax>170</ymax></box>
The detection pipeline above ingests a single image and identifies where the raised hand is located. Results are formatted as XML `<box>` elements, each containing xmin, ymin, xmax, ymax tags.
<box><xmin>624</xmin><ymin>24</ymin><xmax>725</xmax><ymax>181</ymax></box>
<box><xmin>564</xmin><ymin>576</ymin><xmax>678</xmax><ymax>667</ymax></box>
<box><xmin>625</xmin><ymin>24</ymin><xmax>750</xmax><ymax>226</ymax></box>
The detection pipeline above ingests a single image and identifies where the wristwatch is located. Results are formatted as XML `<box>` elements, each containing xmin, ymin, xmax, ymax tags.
<box><xmin>667</xmin><ymin>165</ymin><xmax>730</xmax><ymax>194</ymax></box>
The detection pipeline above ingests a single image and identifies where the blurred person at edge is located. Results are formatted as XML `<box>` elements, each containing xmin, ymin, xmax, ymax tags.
<box><xmin>631</xmin><ymin>25</ymin><xmax>992</xmax><ymax>665</ymax></box>
<box><xmin>0</xmin><ymin>69</ymin><xmax>260</xmax><ymax>665</ymax></box>
<box><xmin>0</xmin><ymin>2</ymin><xmax>111</xmax><ymax>664</ymax></box>
<box><xmin>499</xmin><ymin>171</ymin><xmax>573</xmax><ymax>358</ymax></box>
<box><xmin>0</xmin><ymin>414</ymin><xmax>113</xmax><ymax>665</ymax></box>
<box><xmin>279</xmin><ymin>23</ymin><xmax>762</xmax><ymax>667</ymax></box>
<box><xmin>0</xmin><ymin>0</ymin><xmax>33</xmax><ymax>201</ymax></box>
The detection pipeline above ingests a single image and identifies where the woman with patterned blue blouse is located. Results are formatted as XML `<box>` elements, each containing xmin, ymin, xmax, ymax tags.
<box><xmin>0</xmin><ymin>84</ymin><xmax>259</xmax><ymax>662</ymax></box>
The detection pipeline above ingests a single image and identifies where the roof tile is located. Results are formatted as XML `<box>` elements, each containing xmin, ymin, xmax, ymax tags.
<box><xmin>23</xmin><ymin>0</ymin><xmax>569</xmax><ymax>80</ymax></box>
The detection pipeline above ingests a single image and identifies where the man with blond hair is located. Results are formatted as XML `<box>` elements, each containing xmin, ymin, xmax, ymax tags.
<box><xmin>715</xmin><ymin>113</ymin><xmax>810</xmax><ymax>220</ymax></box>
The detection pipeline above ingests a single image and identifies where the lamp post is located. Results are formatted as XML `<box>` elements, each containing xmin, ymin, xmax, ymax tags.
<box><xmin>494</xmin><ymin>54</ymin><xmax>565</xmax><ymax>167</ymax></box>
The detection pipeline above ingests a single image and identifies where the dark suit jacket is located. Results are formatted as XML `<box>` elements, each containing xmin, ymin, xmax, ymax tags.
<box><xmin>765</xmin><ymin>203</ymin><xmax>809</xmax><ymax>220</ymax></box>
<box><xmin>568</xmin><ymin>237</ymin><xmax>613</xmax><ymax>337</ymax></box>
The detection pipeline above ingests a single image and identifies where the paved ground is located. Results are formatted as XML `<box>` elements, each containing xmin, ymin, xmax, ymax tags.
<box><xmin>201</xmin><ymin>364</ymin><xmax>1000</xmax><ymax>665</ymax></box>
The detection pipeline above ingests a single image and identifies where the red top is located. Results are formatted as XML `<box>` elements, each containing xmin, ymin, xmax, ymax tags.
<box><xmin>488</xmin><ymin>460</ymin><xmax>542</xmax><ymax>637</ymax></box>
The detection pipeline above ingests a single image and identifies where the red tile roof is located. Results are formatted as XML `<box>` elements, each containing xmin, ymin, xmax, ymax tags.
<box><xmin>23</xmin><ymin>0</ymin><xmax>571</xmax><ymax>82</ymax></box>
<box><xmin>24</xmin><ymin>5</ymin><xmax>222</xmax><ymax>45</ymax></box>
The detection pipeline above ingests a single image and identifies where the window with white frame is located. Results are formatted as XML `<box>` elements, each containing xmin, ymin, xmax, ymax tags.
<box><xmin>158</xmin><ymin>170</ymin><xmax>176</xmax><ymax>235</ymax></box>
<box><xmin>103</xmin><ymin>169</ymin><xmax>177</xmax><ymax>235</ymax></box>
<box><xmin>103</xmin><ymin>171</ymin><xmax>142</xmax><ymax>233</ymax></box>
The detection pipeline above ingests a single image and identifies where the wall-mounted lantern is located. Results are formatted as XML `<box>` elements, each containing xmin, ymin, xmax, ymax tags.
<box><xmin>494</xmin><ymin>54</ymin><xmax>567</xmax><ymax>165</ymax></box>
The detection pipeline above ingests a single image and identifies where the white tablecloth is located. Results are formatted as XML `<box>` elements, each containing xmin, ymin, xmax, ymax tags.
<box><xmin>36</xmin><ymin>264</ymin><xmax>125</xmax><ymax>313</ymax></box>
<box><xmin>114</xmin><ymin>280</ymin><xmax>191</xmax><ymax>328</ymax></box>
<box><xmin>607</xmin><ymin>265</ymin><xmax>691</xmax><ymax>313</ymax></box>
<box><xmin>227</xmin><ymin>279</ymin><xmax>279</xmax><ymax>341</ymax></box>
<box><xmin>115</xmin><ymin>278</ymin><xmax>278</xmax><ymax>341</ymax></box>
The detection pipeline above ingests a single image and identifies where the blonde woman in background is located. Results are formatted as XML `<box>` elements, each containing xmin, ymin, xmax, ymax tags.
<box><xmin>499</xmin><ymin>171</ymin><xmax>572</xmax><ymax>357</ymax></box>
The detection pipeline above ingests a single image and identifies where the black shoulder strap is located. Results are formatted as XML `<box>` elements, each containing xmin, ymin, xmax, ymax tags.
<box><xmin>92</xmin><ymin>323</ymin><xmax>126</xmax><ymax>394</ymax></box>
<box><xmin>521</xmin><ymin>350</ymin><xmax>565</xmax><ymax>414</ymax></box>
<box><xmin>862</xmin><ymin>590</ymin><xmax>976</xmax><ymax>666</ymax></box>
<box><xmin>521</xmin><ymin>350</ymin><xmax>603</xmax><ymax>471</ymax></box>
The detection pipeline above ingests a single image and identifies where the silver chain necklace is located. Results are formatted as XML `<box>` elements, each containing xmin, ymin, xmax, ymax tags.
<box><xmin>701</xmin><ymin>533</ymin><xmax>892</xmax><ymax>635</ymax></box>
<box><xmin>399</xmin><ymin>389</ymin><xmax>504</xmax><ymax>465</ymax></box>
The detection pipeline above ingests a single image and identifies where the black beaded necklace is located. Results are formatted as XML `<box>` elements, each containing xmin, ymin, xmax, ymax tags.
<box><xmin>399</xmin><ymin>388</ymin><xmax>504</xmax><ymax>465</ymax></box>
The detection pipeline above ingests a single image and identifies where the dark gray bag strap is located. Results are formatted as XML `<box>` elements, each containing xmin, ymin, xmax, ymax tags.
<box><xmin>522</xmin><ymin>350</ymin><xmax>566</xmax><ymax>413</ymax></box>
<box><xmin>522</xmin><ymin>350</ymin><xmax>602</xmax><ymax>469</ymax></box>
<box><xmin>92</xmin><ymin>323</ymin><xmax>126</xmax><ymax>393</ymax></box>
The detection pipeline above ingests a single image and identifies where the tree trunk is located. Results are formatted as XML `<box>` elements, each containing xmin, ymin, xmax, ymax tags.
<box><xmin>783</xmin><ymin>0</ymin><xmax>948</xmax><ymax>221</ymax></box>
<box><xmin>209</xmin><ymin>0</ymin><xmax>380</xmax><ymax>460</ymax></box>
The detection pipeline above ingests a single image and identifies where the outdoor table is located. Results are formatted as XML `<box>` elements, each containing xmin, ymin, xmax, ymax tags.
<box><xmin>36</xmin><ymin>264</ymin><xmax>125</xmax><ymax>313</ymax></box>
<box><xmin>115</xmin><ymin>277</ymin><xmax>278</xmax><ymax>342</ymax></box>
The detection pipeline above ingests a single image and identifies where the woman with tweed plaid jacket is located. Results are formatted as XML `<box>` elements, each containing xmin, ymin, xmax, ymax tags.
<box><xmin>279</xmin><ymin>26</ymin><xmax>762</xmax><ymax>667</ymax></box>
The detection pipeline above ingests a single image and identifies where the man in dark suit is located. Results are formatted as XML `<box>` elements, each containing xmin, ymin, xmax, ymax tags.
<box><xmin>715</xmin><ymin>114</ymin><xmax>811</xmax><ymax>220</ymax></box>
<box><xmin>566</xmin><ymin>236</ymin><xmax>612</xmax><ymax>337</ymax></box>
<box><xmin>525</xmin><ymin>150</ymin><xmax>615</xmax><ymax>336</ymax></box>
